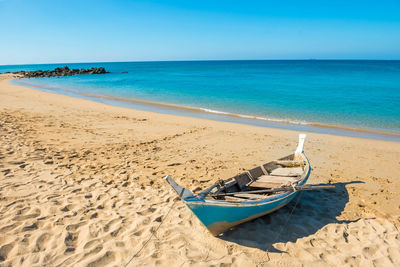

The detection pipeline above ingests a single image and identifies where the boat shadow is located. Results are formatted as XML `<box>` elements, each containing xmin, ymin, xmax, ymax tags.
<box><xmin>218</xmin><ymin>181</ymin><xmax>363</xmax><ymax>252</ymax></box>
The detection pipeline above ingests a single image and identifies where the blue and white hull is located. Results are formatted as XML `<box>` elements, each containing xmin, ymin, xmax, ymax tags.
<box><xmin>186</xmin><ymin>173</ymin><xmax>309</xmax><ymax>235</ymax></box>
<box><xmin>165</xmin><ymin>134</ymin><xmax>311</xmax><ymax>236</ymax></box>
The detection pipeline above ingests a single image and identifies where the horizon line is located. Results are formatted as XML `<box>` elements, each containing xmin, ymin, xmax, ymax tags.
<box><xmin>2</xmin><ymin>58</ymin><xmax>400</xmax><ymax>67</ymax></box>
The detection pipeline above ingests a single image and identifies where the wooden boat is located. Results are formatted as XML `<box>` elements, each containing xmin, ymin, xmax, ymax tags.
<box><xmin>165</xmin><ymin>134</ymin><xmax>331</xmax><ymax>236</ymax></box>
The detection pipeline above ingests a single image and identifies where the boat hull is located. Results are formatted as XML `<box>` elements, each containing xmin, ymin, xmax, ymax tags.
<box><xmin>165</xmin><ymin>134</ymin><xmax>310</xmax><ymax>236</ymax></box>
<box><xmin>187</xmin><ymin>191</ymin><xmax>299</xmax><ymax>236</ymax></box>
<box><xmin>185</xmin><ymin>161</ymin><xmax>310</xmax><ymax>236</ymax></box>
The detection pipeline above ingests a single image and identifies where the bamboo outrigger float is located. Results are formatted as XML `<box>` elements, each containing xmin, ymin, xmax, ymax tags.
<box><xmin>165</xmin><ymin>134</ymin><xmax>334</xmax><ymax>236</ymax></box>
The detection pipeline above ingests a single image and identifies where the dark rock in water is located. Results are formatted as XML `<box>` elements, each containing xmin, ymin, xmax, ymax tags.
<box><xmin>10</xmin><ymin>66</ymin><xmax>108</xmax><ymax>78</ymax></box>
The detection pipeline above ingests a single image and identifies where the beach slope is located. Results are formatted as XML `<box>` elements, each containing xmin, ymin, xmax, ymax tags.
<box><xmin>1</xmin><ymin>73</ymin><xmax>399</xmax><ymax>266</ymax></box>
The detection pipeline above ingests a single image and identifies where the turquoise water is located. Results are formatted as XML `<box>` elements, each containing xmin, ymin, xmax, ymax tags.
<box><xmin>2</xmin><ymin>60</ymin><xmax>400</xmax><ymax>135</ymax></box>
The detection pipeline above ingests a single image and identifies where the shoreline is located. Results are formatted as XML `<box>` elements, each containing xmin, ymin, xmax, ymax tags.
<box><xmin>12</xmin><ymin>78</ymin><xmax>400</xmax><ymax>142</ymax></box>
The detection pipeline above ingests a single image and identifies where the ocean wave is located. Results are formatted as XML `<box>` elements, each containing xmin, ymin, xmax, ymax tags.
<box><xmin>199</xmin><ymin>108</ymin><xmax>230</xmax><ymax>115</ymax></box>
<box><xmin>199</xmin><ymin>107</ymin><xmax>310</xmax><ymax>125</ymax></box>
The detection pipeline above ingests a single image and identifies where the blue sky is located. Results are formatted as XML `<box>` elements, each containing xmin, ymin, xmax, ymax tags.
<box><xmin>1</xmin><ymin>0</ymin><xmax>400</xmax><ymax>64</ymax></box>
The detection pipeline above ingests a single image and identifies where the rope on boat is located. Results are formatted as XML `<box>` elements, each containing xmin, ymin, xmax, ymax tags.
<box><xmin>291</xmin><ymin>182</ymin><xmax>297</xmax><ymax>192</ymax></box>
<box><xmin>258</xmin><ymin>190</ymin><xmax>304</xmax><ymax>265</ymax></box>
<box><xmin>124</xmin><ymin>200</ymin><xmax>176</xmax><ymax>267</ymax></box>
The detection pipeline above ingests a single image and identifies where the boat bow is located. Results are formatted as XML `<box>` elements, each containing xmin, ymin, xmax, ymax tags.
<box><xmin>164</xmin><ymin>175</ymin><xmax>198</xmax><ymax>200</ymax></box>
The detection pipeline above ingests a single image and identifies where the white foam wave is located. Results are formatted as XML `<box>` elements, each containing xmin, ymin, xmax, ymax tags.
<box><xmin>199</xmin><ymin>108</ymin><xmax>230</xmax><ymax>115</ymax></box>
<box><xmin>199</xmin><ymin>107</ymin><xmax>310</xmax><ymax>125</ymax></box>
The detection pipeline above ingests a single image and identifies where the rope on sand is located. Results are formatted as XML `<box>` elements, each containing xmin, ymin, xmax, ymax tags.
<box><xmin>125</xmin><ymin>191</ymin><xmax>303</xmax><ymax>266</ymax></box>
<box><xmin>124</xmin><ymin>200</ymin><xmax>176</xmax><ymax>267</ymax></box>
<box><xmin>258</xmin><ymin>191</ymin><xmax>304</xmax><ymax>265</ymax></box>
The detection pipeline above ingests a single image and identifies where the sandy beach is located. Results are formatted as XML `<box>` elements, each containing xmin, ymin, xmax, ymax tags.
<box><xmin>1</xmin><ymin>73</ymin><xmax>400</xmax><ymax>266</ymax></box>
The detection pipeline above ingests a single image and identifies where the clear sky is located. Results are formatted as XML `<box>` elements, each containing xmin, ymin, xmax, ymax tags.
<box><xmin>1</xmin><ymin>0</ymin><xmax>400</xmax><ymax>64</ymax></box>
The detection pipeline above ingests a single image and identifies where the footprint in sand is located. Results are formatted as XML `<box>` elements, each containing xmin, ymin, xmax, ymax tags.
<box><xmin>86</xmin><ymin>251</ymin><xmax>115</xmax><ymax>267</ymax></box>
<box><xmin>34</xmin><ymin>233</ymin><xmax>51</xmax><ymax>252</ymax></box>
<box><xmin>0</xmin><ymin>242</ymin><xmax>15</xmax><ymax>262</ymax></box>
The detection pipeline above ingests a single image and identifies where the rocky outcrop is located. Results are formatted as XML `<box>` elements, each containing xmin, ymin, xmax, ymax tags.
<box><xmin>9</xmin><ymin>66</ymin><xmax>108</xmax><ymax>78</ymax></box>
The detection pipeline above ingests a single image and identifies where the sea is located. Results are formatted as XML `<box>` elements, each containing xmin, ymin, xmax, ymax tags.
<box><xmin>1</xmin><ymin>60</ymin><xmax>400</xmax><ymax>141</ymax></box>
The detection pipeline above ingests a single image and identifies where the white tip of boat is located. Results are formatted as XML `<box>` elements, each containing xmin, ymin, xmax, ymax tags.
<box><xmin>295</xmin><ymin>133</ymin><xmax>307</xmax><ymax>155</ymax></box>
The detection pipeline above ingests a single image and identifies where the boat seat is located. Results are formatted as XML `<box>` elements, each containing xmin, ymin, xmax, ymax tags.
<box><xmin>270</xmin><ymin>167</ymin><xmax>303</xmax><ymax>177</ymax></box>
<box><xmin>249</xmin><ymin>181</ymin><xmax>285</xmax><ymax>189</ymax></box>
<box><xmin>249</xmin><ymin>175</ymin><xmax>298</xmax><ymax>189</ymax></box>
<box><xmin>257</xmin><ymin>175</ymin><xmax>298</xmax><ymax>183</ymax></box>
<box><xmin>274</xmin><ymin>160</ymin><xmax>302</xmax><ymax>167</ymax></box>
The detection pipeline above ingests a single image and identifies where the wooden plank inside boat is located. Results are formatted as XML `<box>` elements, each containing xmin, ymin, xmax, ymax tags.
<box><xmin>232</xmin><ymin>193</ymin><xmax>267</xmax><ymax>199</ymax></box>
<box><xmin>270</xmin><ymin>167</ymin><xmax>303</xmax><ymax>177</ymax></box>
<box><xmin>248</xmin><ymin>181</ymin><xmax>286</xmax><ymax>188</ymax></box>
<box><xmin>274</xmin><ymin>160</ymin><xmax>303</xmax><ymax>167</ymax></box>
<box><xmin>234</xmin><ymin>173</ymin><xmax>252</xmax><ymax>189</ymax></box>
<box><xmin>256</xmin><ymin>175</ymin><xmax>298</xmax><ymax>183</ymax></box>
<box><xmin>248</xmin><ymin>167</ymin><xmax>265</xmax><ymax>179</ymax></box>
<box><xmin>225</xmin><ymin>196</ymin><xmax>246</xmax><ymax>202</ymax></box>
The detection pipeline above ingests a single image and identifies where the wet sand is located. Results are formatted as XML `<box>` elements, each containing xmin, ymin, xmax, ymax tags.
<box><xmin>1</xmin><ymin>73</ymin><xmax>399</xmax><ymax>266</ymax></box>
<box><xmin>13</xmin><ymin>78</ymin><xmax>400</xmax><ymax>142</ymax></box>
